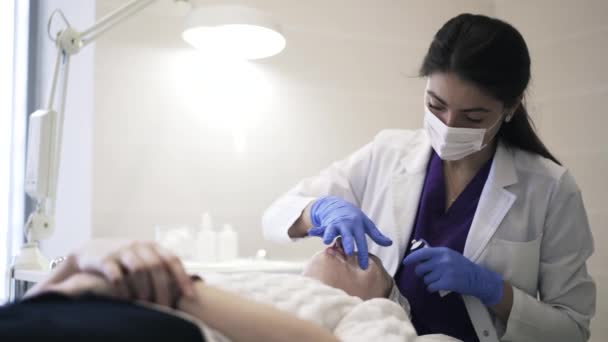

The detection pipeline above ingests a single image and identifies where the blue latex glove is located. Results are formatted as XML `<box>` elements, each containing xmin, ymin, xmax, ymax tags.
<box><xmin>402</xmin><ymin>247</ymin><xmax>503</xmax><ymax>306</ymax></box>
<box><xmin>307</xmin><ymin>196</ymin><xmax>393</xmax><ymax>269</ymax></box>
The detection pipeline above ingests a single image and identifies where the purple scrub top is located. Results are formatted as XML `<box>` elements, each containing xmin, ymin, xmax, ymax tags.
<box><xmin>395</xmin><ymin>151</ymin><xmax>493</xmax><ymax>342</ymax></box>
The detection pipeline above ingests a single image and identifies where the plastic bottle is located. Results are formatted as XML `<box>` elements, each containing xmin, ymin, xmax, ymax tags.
<box><xmin>217</xmin><ymin>224</ymin><xmax>239</xmax><ymax>262</ymax></box>
<box><xmin>196</xmin><ymin>212</ymin><xmax>217</xmax><ymax>263</ymax></box>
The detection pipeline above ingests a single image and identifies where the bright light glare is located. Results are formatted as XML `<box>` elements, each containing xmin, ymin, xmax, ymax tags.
<box><xmin>170</xmin><ymin>51</ymin><xmax>274</xmax><ymax>154</ymax></box>
<box><xmin>182</xmin><ymin>24</ymin><xmax>286</xmax><ymax>60</ymax></box>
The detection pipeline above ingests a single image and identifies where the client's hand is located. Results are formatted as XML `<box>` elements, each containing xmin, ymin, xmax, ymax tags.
<box><xmin>25</xmin><ymin>255</ymin><xmax>122</xmax><ymax>300</ymax></box>
<box><xmin>72</xmin><ymin>239</ymin><xmax>194</xmax><ymax>306</ymax></box>
<box><xmin>42</xmin><ymin>272</ymin><xmax>118</xmax><ymax>298</ymax></box>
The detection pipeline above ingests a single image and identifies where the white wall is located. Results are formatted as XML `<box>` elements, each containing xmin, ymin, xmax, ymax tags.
<box><xmin>93</xmin><ymin>0</ymin><xmax>493</xmax><ymax>259</ymax></box>
<box><xmin>494</xmin><ymin>1</ymin><xmax>608</xmax><ymax>340</ymax></box>
<box><xmin>33</xmin><ymin>0</ymin><xmax>95</xmax><ymax>259</ymax></box>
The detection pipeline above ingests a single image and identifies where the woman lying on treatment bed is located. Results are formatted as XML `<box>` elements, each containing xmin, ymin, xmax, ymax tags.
<box><xmin>4</xmin><ymin>240</ymin><xmax>458</xmax><ymax>342</ymax></box>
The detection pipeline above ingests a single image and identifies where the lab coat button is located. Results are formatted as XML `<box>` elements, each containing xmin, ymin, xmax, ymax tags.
<box><xmin>483</xmin><ymin>330</ymin><xmax>490</xmax><ymax>337</ymax></box>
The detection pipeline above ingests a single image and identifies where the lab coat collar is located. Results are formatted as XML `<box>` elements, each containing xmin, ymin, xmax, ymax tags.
<box><xmin>464</xmin><ymin>141</ymin><xmax>518</xmax><ymax>261</ymax></box>
<box><xmin>387</xmin><ymin>132</ymin><xmax>432</xmax><ymax>274</ymax></box>
<box><xmin>397</xmin><ymin>131</ymin><xmax>432</xmax><ymax>175</ymax></box>
<box><xmin>489</xmin><ymin>141</ymin><xmax>518</xmax><ymax>188</ymax></box>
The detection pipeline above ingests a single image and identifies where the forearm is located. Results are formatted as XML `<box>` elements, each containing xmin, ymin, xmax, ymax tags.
<box><xmin>288</xmin><ymin>201</ymin><xmax>314</xmax><ymax>238</ymax></box>
<box><xmin>490</xmin><ymin>280</ymin><xmax>513</xmax><ymax>323</ymax></box>
<box><xmin>178</xmin><ymin>281</ymin><xmax>339</xmax><ymax>342</ymax></box>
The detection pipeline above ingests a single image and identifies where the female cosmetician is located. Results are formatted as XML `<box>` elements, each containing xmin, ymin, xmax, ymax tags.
<box><xmin>262</xmin><ymin>13</ymin><xmax>596</xmax><ymax>342</ymax></box>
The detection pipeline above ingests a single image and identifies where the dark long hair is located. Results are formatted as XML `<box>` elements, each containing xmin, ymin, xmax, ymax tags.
<box><xmin>420</xmin><ymin>13</ymin><xmax>560</xmax><ymax>165</ymax></box>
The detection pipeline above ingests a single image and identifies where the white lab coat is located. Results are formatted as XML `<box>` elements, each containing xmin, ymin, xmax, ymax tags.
<box><xmin>262</xmin><ymin>129</ymin><xmax>596</xmax><ymax>342</ymax></box>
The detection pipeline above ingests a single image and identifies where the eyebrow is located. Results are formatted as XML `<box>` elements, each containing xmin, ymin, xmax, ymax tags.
<box><xmin>426</xmin><ymin>90</ymin><xmax>491</xmax><ymax>113</ymax></box>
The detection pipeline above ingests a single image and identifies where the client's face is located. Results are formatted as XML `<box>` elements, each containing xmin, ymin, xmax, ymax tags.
<box><xmin>301</xmin><ymin>239</ymin><xmax>392</xmax><ymax>300</ymax></box>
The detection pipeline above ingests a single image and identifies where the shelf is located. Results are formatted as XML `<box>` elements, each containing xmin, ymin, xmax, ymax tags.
<box><xmin>12</xmin><ymin>259</ymin><xmax>308</xmax><ymax>283</ymax></box>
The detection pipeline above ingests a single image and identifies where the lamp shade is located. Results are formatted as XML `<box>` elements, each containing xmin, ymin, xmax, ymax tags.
<box><xmin>182</xmin><ymin>5</ymin><xmax>286</xmax><ymax>60</ymax></box>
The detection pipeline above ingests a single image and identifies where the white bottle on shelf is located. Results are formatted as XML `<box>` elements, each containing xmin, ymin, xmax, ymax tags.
<box><xmin>196</xmin><ymin>212</ymin><xmax>217</xmax><ymax>263</ymax></box>
<box><xmin>217</xmin><ymin>224</ymin><xmax>238</xmax><ymax>262</ymax></box>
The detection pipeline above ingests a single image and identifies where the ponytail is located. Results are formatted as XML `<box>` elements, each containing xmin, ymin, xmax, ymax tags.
<box><xmin>498</xmin><ymin>102</ymin><xmax>560</xmax><ymax>165</ymax></box>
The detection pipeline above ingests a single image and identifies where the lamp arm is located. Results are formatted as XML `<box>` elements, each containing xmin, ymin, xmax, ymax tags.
<box><xmin>17</xmin><ymin>0</ymin><xmax>161</xmax><ymax>273</ymax></box>
<box><xmin>29</xmin><ymin>0</ymin><xmax>160</xmax><ymax>226</ymax></box>
<box><xmin>80</xmin><ymin>0</ymin><xmax>157</xmax><ymax>47</ymax></box>
<box><xmin>46</xmin><ymin>53</ymin><xmax>70</xmax><ymax>214</ymax></box>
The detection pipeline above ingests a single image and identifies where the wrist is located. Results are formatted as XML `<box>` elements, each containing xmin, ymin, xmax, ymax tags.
<box><xmin>177</xmin><ymin>278</ymin><xmax>206</xmax><ymax>314</ymax></box>
<box><xmin>289</xmin><ymin>201</ymin><xmax>316</xmax><ymax>238</ymax></box>
<box><xmin>310</xmin><ymin>195</ymin><xmax>344</xmax><ymax>226</ymax></box>
<box><xmin>480</xmin><ymin>268</ymin><xmax>504</xmax><ymax>306</ymax></box>
<box><xmin>309</xmin><ymin>196</ymin><xmax>326</xmax><ymax>227</ymax></box>
<box><xmin>302</xmin><ymin>201</ymin><xmax>314</xmax><ymax>230</ymax></box>
<box><xmin>490</xmin><ymin>281</ymin><xmax>513</xmax><ymax>323</ymax></box>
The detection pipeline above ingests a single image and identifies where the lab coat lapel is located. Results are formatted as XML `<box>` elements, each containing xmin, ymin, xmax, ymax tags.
<box><xmin>464</xmin><ymin>142</ymin><xmax>518</xmax><ymax>262</ymax></box>
<box><xmin>387</xmin><ymin>135</ymin><xmax>432</xmax><ymax>275</ymax></box>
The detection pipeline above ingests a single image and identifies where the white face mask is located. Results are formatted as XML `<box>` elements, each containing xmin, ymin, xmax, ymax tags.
<box><xmin>424</xmin><ymin>105</ymin><xmax>504</xmax><ymax>161</ymax></box>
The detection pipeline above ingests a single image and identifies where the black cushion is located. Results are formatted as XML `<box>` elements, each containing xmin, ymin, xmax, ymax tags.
<box><xmin>0</xmin><ymin>293</ymin><xmax>205</xmax><ymax>342</ymax></box>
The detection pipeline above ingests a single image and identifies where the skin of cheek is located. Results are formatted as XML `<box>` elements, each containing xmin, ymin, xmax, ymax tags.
<box><xmin>303</xmin><ymin>251</ymin><xmax>391</xmax><ymax>300</ymax></box>
<box><xmin>482</xmin><ymin>114</ymin><xmax>507</xmax><ymax>146</ymax></box>
<box><xmin>342</xmin><ymin>259</ymin><xmax>390</xmax><ymax>300</ymax></box>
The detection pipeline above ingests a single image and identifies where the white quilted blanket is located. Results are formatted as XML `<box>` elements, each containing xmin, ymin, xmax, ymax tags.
<box><xmin>194</xmin><ymin>272</ymin><xmax>461</xmax><ymax>342</ymax></box>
